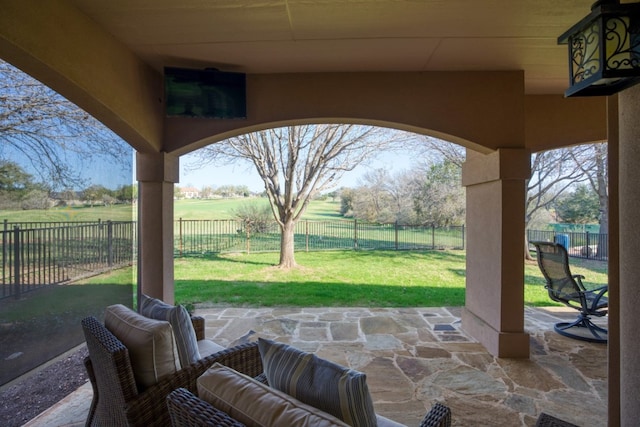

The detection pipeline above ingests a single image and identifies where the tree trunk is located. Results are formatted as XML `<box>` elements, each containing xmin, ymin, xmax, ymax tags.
<box><xmin>524</xmin><ymin>216</ymin><xmax>534</xmax><ymax>261</ymax></box>
<box><xmin>596</xmin><ymin>145</ymin><xmax>608</xmax><ymax>258</ymax></box>
<box><xmin>524</xmin><ymin>235</ymin><xmax>534</xmax><ymax>261</ymax></box>
<box><xmin>278</xmin><ymin>219</ymin><xmax>298</xmax><ymax>268</ymax></box>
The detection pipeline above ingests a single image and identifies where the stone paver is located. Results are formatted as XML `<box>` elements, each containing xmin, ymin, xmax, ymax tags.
<box><xmin>25</xmin><ymin>307</ymin><xmax>607</xmax><ymax>427</ymax></box>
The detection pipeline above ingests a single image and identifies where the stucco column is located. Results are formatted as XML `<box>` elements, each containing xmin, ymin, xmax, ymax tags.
<box><xmin>619</xmin><ymin>83</ymin><xmax>640</xmax><ymax>425</ymax></box>
<box><xmin>606</xmin><ymin>96</ymin><xmax>620</xmax><ymax>427</ymax></box>
<box><xmin>461</xmin><ymin>148</ymin><xmax>531</xmax><ymax>358</ymax></box>
<box><xmin>136</xmin><ymin>152</ymin><xmax>179</xmax><ymax>304</ymax></box>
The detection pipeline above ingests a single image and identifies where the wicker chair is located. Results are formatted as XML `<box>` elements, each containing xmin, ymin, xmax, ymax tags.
<box><xmin>81</xmin><ymin>316</ymin><xmax>262</xmax><ymax>427</ymax></box>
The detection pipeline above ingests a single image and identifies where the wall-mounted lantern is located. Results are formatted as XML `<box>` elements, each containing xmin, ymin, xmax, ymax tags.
<box><xmin>558</xmin><ymin>0</ymin><xmax>640</xmax><ymax>97</ymax></box>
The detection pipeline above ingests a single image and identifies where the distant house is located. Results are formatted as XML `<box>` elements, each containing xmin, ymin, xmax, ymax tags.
<box><xmin>180</xmin><ymin>186</ymin><xmax>200</xmax><ymax>199</ymax></box>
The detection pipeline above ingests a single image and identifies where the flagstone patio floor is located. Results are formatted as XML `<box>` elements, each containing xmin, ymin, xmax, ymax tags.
<box><xmin>24</xmin><ymin>306</ymin><xmax>607</xmax><ymax>426</ymax></box>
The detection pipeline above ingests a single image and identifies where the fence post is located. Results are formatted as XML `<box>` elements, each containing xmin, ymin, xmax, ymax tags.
<box><xmin>305</xmin><ymin>220</ymin><xmax>309</xmax><ymax>252</ymax></box>
<box><xmin>586</xmin><ymin>231</ymin><xmax>590</xmax><ymax>259</ymax></box>
<box><xmin>2</xmin><ymin>219</ymin><xmax>7</xmax><ymax>287</ymax></box>
<box><xmin>13</xmin><ymin>226</ymin><xmax>21</xmax><ymax>300</ymax></box>
<box><xmin>107</xmin><ymin>221</ymin><xmax>114</xmax><ymax>267</ymax></box>
<box><xmin>354</xmin><ymin>219</ymin><xmax>358</xmax><ymax>250</ymax></box>
<box><xmin>395</xmin><ymin>221</ymin><xmax>399</xmax><ymax>250</ymax></box>
<box><xmin>432</xmin><ymin>224</ymin><xmax>435</xmax><ymax>249</ymax></box>
<box><xmin>246</xmin><ymin>223</ymin><xmax>251</xmax><ymax>254</ymax></box>
<box><xmin>179</xmin><ymin>218</ymin><xmax>183</xmax><ymax>257</ymax></box>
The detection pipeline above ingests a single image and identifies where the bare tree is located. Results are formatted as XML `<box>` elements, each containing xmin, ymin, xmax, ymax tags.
<box><xmin>525</xmin><ymin>149</ymin><xmax>591</xmax><ymax>259</ymax></box>
<box><xmin>350</xmin><ymin>168</ymin><xmax>398</xmax><ymax>223</ymax></box>
<box><xmin>385</xmin><ymin>170</ymin><xmax>421</xmax><ymax>224</ymax></box>
<box><xmin>415</xmin><ymin>136</ymin><xmax>594</xmax><ymax>259</ymax></box>
<box><xmin>193</xmin><ymin>124</ymin><xmax>409</xmax><ymax>268</ymax></box>
<box><xmin>0</xmin><ymin>60</ymin><xmax>130</xmax><ymax>190</ymax></box>
<box><xmin>349</xmin><ymin>166</ymin><xmax>463</xmax><ymax>226</ymax></box>
<box><xmin>412</xmin><ymin>160</ymin><xmax>465</xmax><ymax>227</ymax></box>
<box><xmin>412</xmin><ymin>136</ymin><xmax>466</xmax><ymax>167</ymax></box>
<box><xmin>569</xmin><ymin>142</ymin><xmax>608</xmax><ymax>256</ymax></box>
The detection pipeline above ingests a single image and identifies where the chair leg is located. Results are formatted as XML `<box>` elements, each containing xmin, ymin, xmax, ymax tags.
<box><xmin>83</xmin><ymin>357</ymin><xmax>99</xmax><ymax>427</ymax></box>
<box><xmin>554</xmin><ymin>313</ymin><xmax>607</xmax><ymax>344</ymax></box>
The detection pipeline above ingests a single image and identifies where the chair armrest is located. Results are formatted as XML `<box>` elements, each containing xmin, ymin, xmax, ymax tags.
<box><xmin>125</xmin><ymin>342</ymin><xmax>262</xmax><ymax>427</ymax></box>
<box><xmin>167</xmin><ymin>387</ymin><xmax>246</xmax><ymax>427</ymax></box>
<box><xmin>198</xmin><ymin>341</ymin><xmax>264</xmax><ymax>379</ymax></box>
<box><xmin>586</xmin><ymin>285</ymin><xmax>608</xmax><ymax>311</ymax></box>
<box><xmin>535</xmin><ymin>412</ymin><xmax>578</xmax><ymax>427</ymax></box>
<box><xmin>191</xmin><ymin>315</ymin><xmax>205</xmax><ymax>341</ymax></box>
<box><xmin>572</xmin><ymin>275</ymin><xmax>588</xmax><ymax>291</ymax></box>
<box><xmin>419</xmin><ymin>402</ymin><xmax>451</xmax><ymax>427</ymax></box>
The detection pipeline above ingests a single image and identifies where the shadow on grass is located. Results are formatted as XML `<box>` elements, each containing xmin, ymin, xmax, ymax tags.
<box><xmin>182</xmin><ymin>248</ymin><xmax>468</xmax><ymax>265</ymax></box>
<box><xmin>0</xmin><ymin>283</ymin><xmax>132</xmax><ymax>386</ymax></box>
<box><xmin>180</xmin><ymin>252</ymin><xmax>279</xmax><ymax>267</ymax></box>
<box><xmin>303</xmin><ymin>248</ymin><xmax>468</xmax><ymax>263</ymax></box>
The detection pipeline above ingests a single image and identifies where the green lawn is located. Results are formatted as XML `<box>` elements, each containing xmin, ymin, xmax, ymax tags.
<box><xmin>174</xmin><ymin>198</ymin><xmax>341</xmax><ymax>220</ymax></box>
<box><xmin>0</xmin><ymin>197</ymin><xmax>341</xmax><ymax>222</ymax></box>
<box><xmin>80</xmin><ymin>249</ymin><xmax>609</xmax><ymax>308</ymax></box>
<box><xmin>0</xmin><ymin>203</ymin><xmax>135</xmax><ymax>222</ymax></box>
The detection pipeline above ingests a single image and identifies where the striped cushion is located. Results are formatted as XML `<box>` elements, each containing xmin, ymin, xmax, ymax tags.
<box><xmin>258</xmin><ymin>338</ymin><xmax>378</xmax><ymax>427</ymax></box>
<box><xmin>140</xmin><ymin>294</ymin><xmax>201</xmax><ymax>367</ymax></box>
<box><xmin>198</xmin><ymin>363</ymin><xmax>349</xmax><ymax>427</ymax></box>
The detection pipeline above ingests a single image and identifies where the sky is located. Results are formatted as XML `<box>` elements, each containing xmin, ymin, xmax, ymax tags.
<box><xmin>178</xmin><ymin>151</ymin><xmax>421</xmax><ymax>192</ymax></box>
<box><xmin>2</xmin><ymin>145</ymin><xmax>134</xmax><ymax>191</ymax></box>
<box><xmin>4</xmin><ymin>137</ymin><xmax>422</xmax><ymax>193</ymax></box>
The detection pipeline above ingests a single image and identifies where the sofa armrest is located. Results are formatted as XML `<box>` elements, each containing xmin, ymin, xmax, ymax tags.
<box><xmin>82</xmin><ymin>316</ymin><xmax>140</xmax><ymax>425</ymax></box>
<box><xmin>125</xmin><ymin>342</ymin><xmax>262</xmax><ymax>427</ymax></box>
<box><xmin>419</xmin><ymin>402</ymin><xmax>451</xmax><ymax>427</ymax></box>
<box><xmin>191</xmin><ymin>315</ymin><xmax>205</xmax><ymax>341</ymax></box>
<box><xmin>167</xmin><ymin>387</ymin><xmax>246</xmax><ymax>427</ymax></box>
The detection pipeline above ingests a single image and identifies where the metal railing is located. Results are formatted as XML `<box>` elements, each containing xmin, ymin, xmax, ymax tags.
<box><xmin>1</xmin><ymin>220</ymin><xmax>135</xmax><ymax>299</ymax></box>
<box><xmin>527</xmin><ymin>229</ymin><xmax>609</xmax><ymax>261</ymax></box>
<box><xmin>174</xmin><ymin>218</ymin><xmax>465</xmax><ymax>256</ymax></box>
<box><xmin>1</xmin><ymin>218</ymin><xmax>608</xmax><ymax>300</ymax></box>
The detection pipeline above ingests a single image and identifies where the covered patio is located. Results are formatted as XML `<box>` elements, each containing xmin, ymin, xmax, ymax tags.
<box><xmin>26</xmin><ymin>306</ymin><xmax>607</xmax><ymax>427</ymax></box>
<box><xmin>2</xmin><ymin>0</ymin><xmax>638</xmax><ymax>424</ymax></box>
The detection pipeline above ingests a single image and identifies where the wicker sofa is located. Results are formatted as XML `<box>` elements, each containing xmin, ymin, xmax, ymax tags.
<box><xmin>83</xmin><ymin>307</ymin><xmax>451</xmax><ymax>427</ymax></box>
<box><xmin>81</xmin><ymin>312</ymin><xmax>247</xmax><ymax>427</ymax></box>
<box><xmin>167</xmin><ymin>387</ymin><xmax>451</xmax><ymax>427</ymax></box>
<box><xmin>164</xmin><ymin>340</ymin><xmax>452</xmax><ymax>427</ymax></box>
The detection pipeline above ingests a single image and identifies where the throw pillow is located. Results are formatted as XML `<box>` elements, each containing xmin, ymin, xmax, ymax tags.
<box><xmin>104</xmin><ymin>304</ymin><xmax>180</xmax><ymax>389</ymax></box>
<box><xmin>197</xmin><ymin>363</ymin><xmax>349</xmax><ymax>427</ymax></box>
<box><xmin>140</xmin><ymin>294</ymin><xmax>201</xmax><ymax>367</ymax></box>
<box><xmin>258</xmin><ymin>338</ymin><xmax>378</xmax><ymax>427</ymax></box>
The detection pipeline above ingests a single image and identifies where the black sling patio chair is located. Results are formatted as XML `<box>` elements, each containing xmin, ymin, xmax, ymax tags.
<box><xmin>531</xmin><ymin>241</ymin><xmax>608</xmax><ymax>343</ymax></box>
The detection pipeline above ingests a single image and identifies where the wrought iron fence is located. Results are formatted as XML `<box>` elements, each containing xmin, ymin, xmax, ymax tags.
<box><xmin>527</xmin><ymin>229</ymin><xmax>609</xmax><ymax>261</ymax></box>
<box><xmin>174</xmin><ymin>218</ymin><xmax>466</xmax><ymax>256</ymax></box>
<box><xmin>0</xmin><ymin>218</ymin><xmax>608</xmax><ymax>300</ymax></box>
<box><xmin>1</xmin><ymin>221</ymin><xmax>135</xmax><ymax>299</ymax></box>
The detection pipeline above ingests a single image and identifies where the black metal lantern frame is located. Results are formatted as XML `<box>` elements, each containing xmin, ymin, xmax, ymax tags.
<box><xmin>558</xmin><ymin>0</ymin><xmax>640</xmax><ymax>97</ymax></box>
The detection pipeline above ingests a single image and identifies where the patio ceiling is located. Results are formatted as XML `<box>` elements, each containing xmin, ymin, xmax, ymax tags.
<box><xmin>71</xmin><ymin>0</ymin><xmax>594</xmax><ymax>95</ymax></box>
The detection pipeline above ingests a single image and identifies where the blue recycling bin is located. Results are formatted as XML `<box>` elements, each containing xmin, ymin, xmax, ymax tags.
<box><xmin>554</xmin><ymin>234</ymin><xmax>570</xmax><ymax>250</ymax></box>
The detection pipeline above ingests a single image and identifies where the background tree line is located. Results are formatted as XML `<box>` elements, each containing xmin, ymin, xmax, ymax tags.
<box><xmin>339</xmin><ymin>159</ymin><xmax>465</xmax><ymax>227</ymax></box>
<box><xmin>174</xmin><ymin>184</ymin><xmax>254</xmax><ymax>199</ymax></box>
<box><xmin>0</xmin><ymin>159</ymin><xmax>135</xmax><ymax>210</ymax></box>
<box><xmin>337</xmin><ymin>137</ymin><xmax>607</xmax><ymax>258</ymax></box>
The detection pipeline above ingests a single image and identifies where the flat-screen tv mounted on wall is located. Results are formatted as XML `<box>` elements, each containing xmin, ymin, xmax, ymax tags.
<box><xmin>164</xmin><ymin>67</ymin><xmax>246</xmax><ymax>119</ymax></box>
